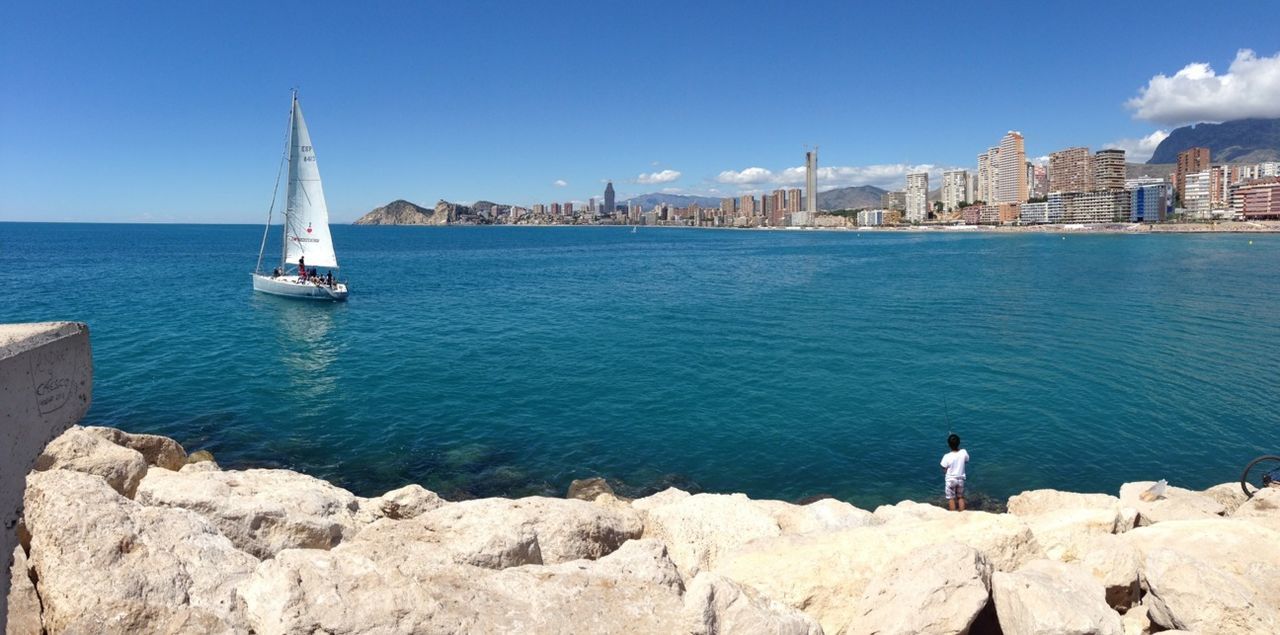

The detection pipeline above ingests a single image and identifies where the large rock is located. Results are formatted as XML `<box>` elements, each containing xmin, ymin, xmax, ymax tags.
<box><xmin>135</xmin><ymin>467</ymin><xmax>363</xmax><ymax>559</ymax></box>
<box><xmin>22</xmin><ymin>469</ymin><xmax>258</xmax><ymax>633</ymax></box>
<box><xmin>1076</xmin><ymin>534</ymin><xmax>1142</xmax><ymax>611</ymax></box>
<box><xmin>359</xmin><ymin>484</ymin><xmax>444</xmax><ymax>521</ymax></box>
<box><xmin>991</xmin><ymin>559</ymin><xmax>1123</xmax><ymax>635</ymax></box>
<box><xmin>1203</xmin><ymin>482</ymin><xmax>1249</xmax><ymax>515</ymax></box>
<box><xmin>1022</xmin><ymin>508</ymin><xmax>1133</xmax><ymax>562</ymax></box>
<box><xmin>872</xmin><ymin>500</ymin><xmax>950</xmax><ymax>524</ymax></box>
<box><xmin>849</xmin><ymin>543</ymin><xmax>992</xmax><ymax>635</ymax></box>
<box><xmin>239</xmin><ymin>539</ymin><xmax>697</xmax><ymax>634</ymax></box>
<box><xmin>1008</xmin><ymin>489</ymin><xmax>1124</xmax><ymax>517</ymax></box>
<box><xmin>1123</xmin><ymin>518</ymin><xmax>1280</xmax><ymax>633</ymax></box>
<box><xmin>567</xmin><ymin>477</ymin><xmax>616</xmax><ymax>502</ymax></box>
<box><xmin>683</xmin><ymin>572</ymin><xmax>822</xmax><ymax>635</ymax></box>
<box><xmin>33</xmin><ymin>426</ymin><xmax>148</xmax><ymax>498</ymax></box>
<box><xmin>757</xmin><ymin>498</ymin><xmax>880</xmax><ymax>534</ymax></box>
<box><xmin>717</xmin><ymin>511</ymin><xmax>1041</xmax><ymax>633</ymax></box>
<box><xmin>6</xmin><ymin>546</ymin><xmax>41</xmax><ymax>635</ymax></box>
<box><xmin>84</xmin><ymin>425</ymin><xmax>187</xmax><ymax>471</ymax></box>
<box><xmin>641</xmin><ymin>493</ymin><xmax>783</xmax><ymax>575</ymax></box>
<box><xmin>415</xmin><ymin>496</ymin><xmax>642</xmax><ymax>564</ymax></box>
<box><xmin>631</xmin><ymin>486</ymin><xmax>692</xmax><ymax>511</ymax></box>
<box><xmin>1119</xmin><ymin>481</ymin><xmax>1225</xmax><ymax>526</ymax></box>
<box><xmin>1233</xmin><ymin>486</ymin><xmax>1280</xmax><ymax>527</ymax></box>
<box><xmin>346</xmin><ymin>513</ymin><xmax>542</xmax><ymax>570</ymax></box>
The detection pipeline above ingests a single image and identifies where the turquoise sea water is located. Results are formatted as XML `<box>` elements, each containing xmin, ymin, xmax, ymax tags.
<box><xmin>2</xmin><ymin>223</ymin><xmax>1277</xmax><ymax>507</ymax></box>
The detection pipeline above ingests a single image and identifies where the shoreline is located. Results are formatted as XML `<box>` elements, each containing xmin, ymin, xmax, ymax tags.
<box><xmin>350</xmin><ymin>220</ymin><xmax>1280</xmax><ymax>234</ymax></box>
<box><xmin>11</xmin><ymin>424</ymin><xmax>1280</xmax><ymax>633</ymax></box>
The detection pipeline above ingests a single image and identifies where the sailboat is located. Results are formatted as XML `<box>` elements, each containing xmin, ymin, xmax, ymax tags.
<box><xmin>252</xmin><ymin>92</ymin><xmax>348</xmax><ymax>301</ymax></box>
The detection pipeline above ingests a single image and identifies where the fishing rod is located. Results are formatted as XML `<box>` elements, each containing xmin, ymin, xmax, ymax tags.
<box><xmin>943</xmin><ymin>395</ymin><xmax>954</xmax><ymax>436</ymax></box>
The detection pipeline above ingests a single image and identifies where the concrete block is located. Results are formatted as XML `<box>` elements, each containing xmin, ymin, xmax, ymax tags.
<box><xmin>1</xmin><ymin>322</ymin><xmax>92</xmax><ymax>632</ymax></box>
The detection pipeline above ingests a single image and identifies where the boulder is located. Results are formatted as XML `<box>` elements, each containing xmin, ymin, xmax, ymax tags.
<box><xmin>1076</xmin><ymin>534</ymin><xmax>1142</xmax><ymax>611</ymax></box>
<box><xmin>717</xmin><ymin>511</ymin><xmax>1041</xmax><ymax>634</ymax></box>
<box><xmin>1140</xmin><ymin>547</ymin><xmax>1280</xmax><ymax>634</ymax></box>
<box><xmin>7</xmin><ymin>546</ymin><xmax>41</xmax><ymax>635</ymax></box>
<box><xmin>1203</xmin><ymin>482</ymin><xmax>1249</xmax><ymax>515</ymax></box>
<box><xmin>415</xmin><ymin>496</ymin><xmax>642</xmax><ymax>564</ymax></box>
<box><xmin>33</xmin><ymin>426</ymin><xmax>148</xmax><ymax>498</ymax></box>
<box><xmin>641</xmin><ymin>493</ymin><xmax>782</xmax><ymax>575</ymax></box>
<box><xmin>1233</xmin><ymin>486</ymin><xmax>1280</xmax><ymax>526</ymax></box>
<box><xmin>849</xmin><ymin>543</ymin><xmax>992</xmax><ymax>635</ymax></box>
<box><xmin>239</xmin><ymin>539</ymin><xmax>697</xmax><ymax>634</ymax></box>
<box><xmin>22</xmin><ymin>469</ymin><xmax>258</xmax><ymax>633</ymax></box>
<box><xmin>83</xmin><ymin>426</ymin><xmax>187</xmax><ymax>471</ymax></box>
<box><xmin>360</xmin><ymin>483</ymin><xmax>445</xmax><ymax>520</ymax></box>
<box><xmin>757</xmin><ymin>498</ymin><xmax>880</xmax><ymax>534</ymax></box>
<box><xmin>1023</xmin><ymin>507</ymin><xmax>1132</xmax><ymax>561</ymax></box>
<box><xmin>567</xmin><ymin>477</ymin><xmax>616</xmax><ymax>502</ymax></box>
<box><xmin>991</xmin><ymin>559</ymin><xmax>1123</xmax><ymax>635</ymax></box>
<box><xmin>1122</xmin><ymin>519</ymin><xmax>1280</xmax><ymax>633</ymax></box>
<box><xmin>135</xmin><ymin>467</ymin><xmax>362</xmax><ymax>559</ymax></box>
<box><xmin>631</xmin><ymin>486</ymin><xmax>692</xmax><ymax>512</ymax></box>
<box><xmin>872</xmin><ymin>500</ymin><xmax>950</xmax><ymax>524</ymax></box>
<box><xmin>345</xmin><ymin>514</ymin><xmax>542</xmax><ymax>570</ymax></box>
<box><xmin>683</xmin><ymin>572</ymin><xmax>822</xmax><ymax>635</ymax></box>
<box><xmin>1119</xmin><ymin>481</ymin><xmax>1225</xmax><ymax>526</ymax></box>
<box><xmin>1008</xmin><ymin>489</ymin><xmax>1123</xmax><ymax>517</ymax></box>
<box><xmin>180</xmin><ymin>460</ymin><xmax>221</xmax><ymax>474</ymax></box>
<box><xmin>1120</xmin><ymin>604</ymin><xmax>1149</xmax><ymax>635</ymax></box>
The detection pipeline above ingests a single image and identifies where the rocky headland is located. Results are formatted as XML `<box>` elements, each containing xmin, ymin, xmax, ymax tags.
<box><xmin>8</xmin><ymin>426</ymin><xmax>1280</xmax><ymax>634</ymax></box>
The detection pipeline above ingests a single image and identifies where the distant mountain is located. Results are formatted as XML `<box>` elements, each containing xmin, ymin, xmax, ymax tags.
<box><xmin>1148</xmin><ymin>118</ymin><xmax>1280</xmax><ymax>164</ymax></box>
<box><xmin>817</xmin><ymin>185</ymin><xmax>888</xmax><ymax>211</ymax></box>
<box><xmin>353</xmin><ymin>199</ymin><xmax>451</xmax><ymax>225</ymax></box>
<box><xmin>622</xmin><ymin>193</ymin><xmax>722</xmax><ymax>209</ymax></box>
<box><xmin>1126</xmin><ymin>163</ymin><xmax>1174</xmax><ymax>180</ymax></box>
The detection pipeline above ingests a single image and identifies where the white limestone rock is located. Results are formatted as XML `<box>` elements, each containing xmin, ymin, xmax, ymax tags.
<box><xmin>631</xmin><ymin>486</ymin><xmax>692</xmax><ymax>512</ymax></box>
<box><xmin>758</xmin><ymin>497</ymin><xmax>880</xmax><ymax>534</ymax></box>
<box><xmin>716</xmin><ymin>511</ymin><xmax>1041</xmax><ymax>634</ymax></box>
<box><xmin>180</xmin><ymin>460</ymin><xmax>221</xmax><ymax>474</ymax></box>
<box><xmin>992</xmin><ymin>559</ymin><xmax>1123</xmax><ymax>635</ymax></box>
<box><xmin>872</xmin><ymin>499</ymin><xmax>950</xmax><ymax>524</ymax></box>
<box><xmin>22</xmin><ymin>469</ymin><xmax>258</xmax><ymax>633</ymax></box>
<box><xmin>359</xmin><ymin>483</ymin><xmax>445</xmax><ymax>521</ymax></box>
<box><xmin>345</xmin><ymin>513</ymin><xmax>542</xmax><ymax>570</ymax></box>
<box><xmin>1119</xmin><ymin>481</ymin><xmax>1225</xmax><ymax>526</ymax></box>
<box><xmin>848</xmin><ymin>543</ymin><xmax>992</xmax><ymax>635</ymax></box>
<box><xmin>1120</xmin><ymin>604</ymin><xmax>1150</xmax><ymax>635</ymax></box>
<box><xmin>6</xmin><ymin>546</ymin><xmax>41</xmax><ymax>635</ymax></box>
<box><xmin>1008</xmin><ymin>489</ymin><xmax>1124</xmax><ymax>517</ymax></box>
<box><xmin>83</xmin><ymin>425</ymin><xmax>187</xmax><ymax>471</ymax></box>
<box><xmin>683</xmin><ymin>572</ymin><xmax>823</xmax><ymax>635</ymax></box>
<box><xmin>239</xmin><ymin>539</ymin><xmax>696</xmax><ymax>634</ymax></box>
<box><xmin>1203</xmin><ymin>482</ymin><xmax>1249</xmax><ymax>515</ymax></box>
<box><xmin>1232</xmin><ymin>486</ymin><xmax>1280</xmax><ymax>528</ymax></box>
<box><xmin>33</xmin><ymin>426</ymin><xmax>148</xmax><ymax>498</ymax></box>
<box><xmin>1123</xmin><ymin>518</ymin><xmax>1280</xmax><ymax>633</ymax></box>
<box><xmin>1076</xmin><ymin>533</ymin><xmax>1142</xmax><ymax>611</ymax></box>
<box><xmin>414</xmin><ymin>496</ymin><xmax>643</xmax><ymax>564</ymax></box>
<box><xmin>135</xmin><ymin>467</ymin><xmax>362</xmax><ymax>559</ymax></box>
<box><xmin>1023</xmin><ymin>507</ymin><xmax>1132</xmax><ymax>562</ymax></box>
<box><xmin>641</xmin><ymin>493</ymin><xmax>783</xmax><ymax>576</ymax></box>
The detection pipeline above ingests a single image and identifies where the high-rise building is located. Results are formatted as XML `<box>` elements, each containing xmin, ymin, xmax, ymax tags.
<box><xmin>739</xmin><ymin>195</ymin><xmax>757</xmax><ymax>217</ymax></box>
<box><xmin>786</xmin><ymin>188</ymin><xmax>802</xmax><ymax>213</ymax></box>
<box><xmin>941</xmin><ymin>170</ymin><xmax>969</xmax><ymax>211</ymax></box>
<box><xmin>1233</xmin><ymin>178</ymin><xmax>1280</xmax><ymax>219</ymax></box>
<box><xmin>1175</xmin><ymin>148</ymin><xmax>1210</xmax><ymax>200</ymax></box>
<box><xmin>905</xmin><ymin>172</ymin><xmax>929</xmax><ymax>222</ymax></box>
<box><xmin>564</xmin><ymin>202</ymin><xmax>574</xmax><ymax>215</ymax></box>
<box><xmin>976</xmin><ymin>152</ymin><xmax>991</xmax><ymax>202</ymax></box>
<box><xmin>1182</xmin><ymin>170</ymin><xmax>1211</xmax><ymax>216</ymax></box>
<box><xmin>882</xmin><ymin>191</ymin><xmax>905</xmax><ymax>210</ymax></box>
<box><xmin>603</xmin><ymin>181</ymin><xmax>616</xmax><ymax>215</ymax></box>
<box><xmin>1129</xmin><ymin>183</ymin><xmax>1169</xmax><ymax>222</ymax></box>
<box><xmin>1049</xmin><ymin>147</ymin><xmax>1093</xmax><ymax>193</ymax></box>
<box><xmin>551</xmin><ymin>202</ymin><xmax>562</xmax><ymax>216</ymax></box>
<box><xmin>719</xmin><ymin>197</ymin><xmax>737</xmax><ymax>215</ymax></box>
<box><xmin>805</xmin><ymin>149</ymin><xmax>818</xmax><ymax>213</ymax></box>
<box><xmin>1030</xmin><ymin>164</ymin><xmax>1048</xmax><ymax>198</ymax></box>
<box><xmin>994</xmin><ymin>131</ymin><xmax>1027</xmax><ymax>203</ymax></box>
<box><xmin>1093</xmin><ymin>149</ymin><xmax>1126</xmax><ymax>190</ymax></box>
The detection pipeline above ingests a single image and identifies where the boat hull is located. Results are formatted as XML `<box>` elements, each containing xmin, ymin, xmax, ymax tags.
<box><xmin>252</xmin><ymin>274</ymin><xmax>348</xmax><ymax>301</ymax></box>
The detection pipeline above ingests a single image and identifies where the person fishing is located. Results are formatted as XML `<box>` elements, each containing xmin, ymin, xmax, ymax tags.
<box><xmin>940</xmin><ymin>433</ymin><xmax>969</xmax><ymax>511</ymax></box>
<box><xmin>297</xmin><ymin>255</ymin><xmax>306</xmax><ymax>281</ymax></box>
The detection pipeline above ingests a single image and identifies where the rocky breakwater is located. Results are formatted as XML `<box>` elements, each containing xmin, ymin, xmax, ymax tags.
<box><xmin>7</xmin><ymin>427</ymin><xmax>1280</xmax><ymax>635</ymax></box>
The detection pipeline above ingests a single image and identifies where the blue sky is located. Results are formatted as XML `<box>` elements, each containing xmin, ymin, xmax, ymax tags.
<box><xmin>3</xmin><ymin>1</ymin><xmax>1279</xmax><ymax>223</ymax></box>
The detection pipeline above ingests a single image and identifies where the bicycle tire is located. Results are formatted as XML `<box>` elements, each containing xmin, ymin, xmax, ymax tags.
<box><xmin>1241</xmin><ymin>455</ymin><xmax>1280</xmax><ymax>498</ymax></box>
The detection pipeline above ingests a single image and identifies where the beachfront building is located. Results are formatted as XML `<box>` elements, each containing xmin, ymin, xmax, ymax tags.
<box><xmin>1060</xmin><ymin>190</ymin><xmax>1131</xmax><ymax>223</ymax></box>
<box><xmin>1030</xmin><ymin>164</ymin><xmax>1048</xmax><ymax>198</ymax></box>
<box><xmin>1094</xmin><ymin>149</ymin><xmax>1126</xmax><ymax>190</ymax></box>
<box><xmin>995</xmin><ymin>132</ymin><xmax>1028</xmax><ymax>203</ymax></box>
<box><xmin>882</xmin><ymin>191</ymin><xmax>906</xmax><ymax>211</ymax></box>
<box><xmin>1129</xmin><ymin>183</ymin><xmax>1169</xmax><ymax>222</ymax></box>
<box><xmin>787</xmin><ymin>188</ymin><xmax>802</xmax><ymax>213</ymax></box>
<box><xmin>857</xmin><ymin>209</ymin><xmax>885</xmax><ymax>226</ymax></box>
<box><xmin>941</xmin><ymin>170</ymin><xmax>970</xmax><ymax>210</ymax></box>
<box><xmin>1176</xmin><ymin>147</ymin><xmax>1211</xmax><ymax>201</ymax></box>
<box><xmin>1233</xmin><ymin>178</ymin><xmax>1280</xmax><ymax>219</ymax></box>
<box><xmin>1049</xmin><ymin>147</ymin><xmax>1093</xmax><ymax>193</ymax></box>
<box><xmin>1182</xmin><ymin>170</ymin><xmax>1211</xmax><ymax>217</ymax></box>
<box><xmin>1020</xmin><ymin>201</ymin><xmax>1050</xmax><ymax>224</ymax></box>
<box><xmin>905</xmin><ymin>172</ymin><xmax>929</xmax><ymax>222</ymax></box>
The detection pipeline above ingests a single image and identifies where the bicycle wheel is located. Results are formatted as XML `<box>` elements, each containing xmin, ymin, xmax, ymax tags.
<box><xmin>1241</xmin><ymin>455</ymin><xmax>1280</xmax><ymax>498</ymax></box>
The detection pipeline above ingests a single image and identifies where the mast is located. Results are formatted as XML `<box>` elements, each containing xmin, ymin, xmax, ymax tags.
<box><xmin>280</xmin><ymin>89</ymin><xmax>297</xmax><ymax>271</ymax></box>
<box><xmin>255</xmin><ymin>93</ymin><xmax>294</xmax><ymax>274</ymax></box>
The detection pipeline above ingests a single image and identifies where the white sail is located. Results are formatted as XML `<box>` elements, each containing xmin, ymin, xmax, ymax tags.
<box><xmin>284</xmin><ymin>98</ymin><xmax>339</xmax><ymax>269</ymax></box>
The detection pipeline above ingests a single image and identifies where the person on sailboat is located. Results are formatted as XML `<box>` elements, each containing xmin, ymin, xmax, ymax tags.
<box><xmin>325</xmin><ymin>271</ymin><xmax>334</xmax><ymax>287</ymax></box>
<box><xmin>298</xmin><ymin>256</ymin><xmax>306</xmax><ymax>282</ymax></box>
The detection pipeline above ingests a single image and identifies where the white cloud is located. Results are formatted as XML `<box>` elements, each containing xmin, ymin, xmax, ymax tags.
<box><xmin>635</xmin><ymin>169</ymin><xmax>682</xmax><ymax>184</ymax></box>
<box><xmin>1102</xmin><ymin>129</ymin><xmax>1170</xmax><ymax>163</ymax></box>
<box><xmin>553</xmin><ymin>179</ymin><xmax>568</xmax><ymax>187</ymax></box>
<box><xmin>716</xmin><ymin>163</ymin><xmax>946</xmax><ymax>191</ymax></box>
<box><xmin>1127</xmin><ymin>49</ymin><xmax>1280</xmax><ymax>125</ymax></box>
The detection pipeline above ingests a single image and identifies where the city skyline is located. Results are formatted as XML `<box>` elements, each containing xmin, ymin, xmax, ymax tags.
<box><xmin>3</xmin><ymin>2</ymin><xmax>1280</xmax><ymax>223</ymax></box>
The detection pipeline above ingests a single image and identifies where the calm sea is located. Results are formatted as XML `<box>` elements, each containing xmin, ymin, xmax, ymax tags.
<box><xmin>2</xmin><ymin>223</ymin><xmax>1277</xmax><ymax>507</ymax></box>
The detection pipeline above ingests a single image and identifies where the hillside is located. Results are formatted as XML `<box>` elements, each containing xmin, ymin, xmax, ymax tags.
<box><xmin>622</xmin><ymin>193</ymin><xmax>722</xmax><ymax>209</ymax></box>
<box><xmin>353</xmin><ymin>199</ymin><xmax>448</xmax><ymax>225</ymax></box>
<box><xmin>818</xmin><ymin>185</ymin><xmax>888</xmax><ymax>211</ymax></box>
<box><xmin>1148</xmin><ymin>118</ymin><xmax>1280</xmax><ymax>164</ymax></box>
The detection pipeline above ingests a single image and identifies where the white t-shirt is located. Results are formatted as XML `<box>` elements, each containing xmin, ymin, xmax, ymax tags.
<box><xmin>941</xmin><ymin>449</ymin><xmax>969</xmax><ymax>480</ymax></box>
